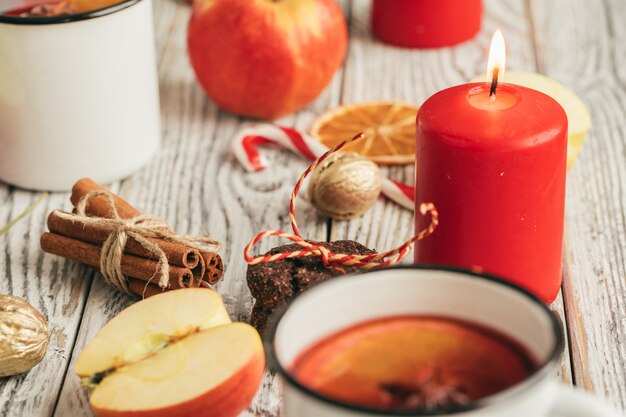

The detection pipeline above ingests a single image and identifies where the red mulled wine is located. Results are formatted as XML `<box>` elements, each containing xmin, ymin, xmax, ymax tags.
<box><xmin>291</xmin><ymin>315</ymin><xmax>537</xmax><ymax>412</ymax></box>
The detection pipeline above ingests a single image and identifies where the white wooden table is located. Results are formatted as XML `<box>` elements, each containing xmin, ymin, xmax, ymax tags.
<box><xmin>1</xmin><ymin>0</ymin><xmax>625</xmax><ymax>415</ymax></box>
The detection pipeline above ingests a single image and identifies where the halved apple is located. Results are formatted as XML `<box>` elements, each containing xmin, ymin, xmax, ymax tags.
<box><xmin>76</xmin><ymin>289</ymin><xmax>265</xmax><ymax>417</ymax></box>
<box><xmin>471</xmin><ymin>71</ymin><xmax>591</xmax><ymax>170</ymax></box>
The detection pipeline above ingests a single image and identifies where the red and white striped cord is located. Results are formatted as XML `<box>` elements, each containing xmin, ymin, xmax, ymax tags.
<box><xmin>232</xmin><ymin>124</ymin><xmax>415</xmax><ymax>210</ymax></box>
<box><xmin>243</xmin><ymin>132</ymin><xmax>438</xmax><ymax>271</ymax></box>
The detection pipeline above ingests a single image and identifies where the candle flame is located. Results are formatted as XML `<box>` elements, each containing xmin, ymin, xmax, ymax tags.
<box><xmin>487</xmin><ymin>30</ymin><xmax>506</xmax><ymax>84</ymax></box>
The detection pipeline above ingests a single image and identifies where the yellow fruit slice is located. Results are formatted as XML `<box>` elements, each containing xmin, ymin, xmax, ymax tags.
<box><xmin>70</xmin><ymin>0</ymin><xmax>121</xmax><ymax>12</ymax></box>
<box><xmin>471</xmin><ymin>71</ymin><xmax>591</xmax><ymax>170</ymax></box>
<box><xmin>310</xmin><ymin>102</ymin><xmax>420</xmax><ymax>165</ymax></box>
<box><xmin>76</xmin><ymin>289</ymin><xmax>265</xmax><ymax>417</ymax></box>
<box><xmin>89</xmin><ymin>323</ymin><xmax>263</xmax><ymax>414</ymax></box>
<box><xmin>76</xmin><ymin>289</ymin><xmax>231</xmax><ymax>378</ymax></box>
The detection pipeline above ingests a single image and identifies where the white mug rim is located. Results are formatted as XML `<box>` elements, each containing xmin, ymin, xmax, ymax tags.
<box><xmin>266</xmin><ymin>265</ymin><xmax>565</xmax><ymax>416</ymax></box>
<box><xmin>0</xmin><ymin>0</ymin><xmax>142</xmax><ymax>25</ymax></box>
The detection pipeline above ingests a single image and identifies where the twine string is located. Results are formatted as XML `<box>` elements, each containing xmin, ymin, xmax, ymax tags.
<box><xmin>58</xmin><ymin>191</ymin><xmax>221</xmax><ymax>293</ymax></box>
<box><xmin>244</xmin><ymin>132</ymin><xmax>439</xmax><ymax>271</ymax></box>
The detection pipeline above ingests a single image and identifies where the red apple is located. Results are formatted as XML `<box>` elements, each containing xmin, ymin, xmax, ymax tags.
<box><xmin>187</xmin><ymin>0</ymin><xmax>348</xmax><ymax>119</ymax></box>
<box><xmin>76</xmin><ymin>289</ymin><xmax>265</xmax><ymax>417</ymax></box>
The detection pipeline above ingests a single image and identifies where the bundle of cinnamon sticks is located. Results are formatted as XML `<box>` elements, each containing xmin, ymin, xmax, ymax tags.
<box><xmin>40</xmin><ymin>179</ymin><xmax>223</xmax><ymax>298</ymax></box>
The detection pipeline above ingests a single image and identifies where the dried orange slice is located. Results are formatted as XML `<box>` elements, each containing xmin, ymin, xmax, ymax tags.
<box><xmin>70</xmin><ymin>0</ymin><xmax>121</xmax><ymax>12</ymax></box>
<box><xmin>310</xmin><ymin>102</ymin><xmax>419</xmax><ymax>165</ymax></box>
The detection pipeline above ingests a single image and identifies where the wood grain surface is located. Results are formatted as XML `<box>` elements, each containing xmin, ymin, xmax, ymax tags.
<box><xmin>530</xmin><ymin>0</ymin><xmax>626</xmax><ymax>409</ymax></box>
<box><xmin>0</xmin><ymin>0</ymin><xmax>624</xmax><ymax>416</ymax></box>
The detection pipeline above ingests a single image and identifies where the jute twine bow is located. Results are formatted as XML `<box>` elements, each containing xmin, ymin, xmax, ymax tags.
<box><xmin>244</xmin><ymin>132</ymin><xmax>439</xmax><ymax>271</ymax></box>
<box><xmin>56</xmin><ymin>191</ymin><xmax>221</xmax><ymax>294</ymax></box>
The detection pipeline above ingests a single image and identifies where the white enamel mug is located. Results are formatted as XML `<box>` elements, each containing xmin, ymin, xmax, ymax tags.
<box><xmin>268</xmin><ymin>266</ymin><xmax>623</xmax><ymax>417</ymax></box>
<box><xmin>0</xmin><ymin>0</ymin><xmax>160</xmax><ymax>191</ymax></box>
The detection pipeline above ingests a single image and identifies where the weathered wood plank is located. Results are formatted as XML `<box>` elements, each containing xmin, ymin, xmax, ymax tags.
<box><xmin>0</xmin><ymin>190</ymin><xmax>93</xmax><ymax>417</ymax></box>
<box><xmin>530</xmin><ymin>0</ymin><xmax>626</xmax><ymax>409</ymax></box>
<box><xmin>5</xmin><ymin>0</ymin><xmax>626</xmax><ymax>416</ymax></box>
<box><xmin>332</xmin><ymin>0</ymin><xmax>573</xmax><ymax>385</ymax></box>
<box><xmin>52</xmin><ymin>0</ymin><xmax>347</xmax><ymax>416</ymax></box>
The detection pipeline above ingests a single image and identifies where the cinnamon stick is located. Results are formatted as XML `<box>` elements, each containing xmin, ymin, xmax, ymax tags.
<box><xmin>190</xmin><ymin>257</ymin><xmax>205</xmax><ymax>287</ymax></box>
<box><xmin>71</xmin><ymin>178</ymin><xmax>141</xmax><ymax>219</ymax></box>
<box><xmin>40</xmin><ymin>233</ymin><xmax>195</xmax><ymax>290</ymax></box>
<box><xmin>70</xmin><ymin>178</ymin><xmax>224</xmax><ymax>285</ymax></box>
<box><xmin>128</xmin><ymin>278</ymin><xmax>165</xmax><ymax>298</ymax></box>
<box><xmin>202</xmin><ymin>252</ymin><xmax>224</xmax><ymax>285</ymax></box>
<box><xmin>47</xmin><ymin>210</ymin><xmax>200</xmax><ymax>269</ymax></box>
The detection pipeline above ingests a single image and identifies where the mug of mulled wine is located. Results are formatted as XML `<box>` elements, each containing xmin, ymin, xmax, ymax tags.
<box><xmin>0</xmin><ymin>0</ymin><xmax>160</xmax><ymax>191</ymax></box>
<box><xmin>268</xmin><ymin>266</ymin><xmax>621</xmax><ymax>417</ymax></box>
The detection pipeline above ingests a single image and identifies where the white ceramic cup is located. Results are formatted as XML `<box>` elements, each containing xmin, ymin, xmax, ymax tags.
<box><xmin>0</xmin><ymin>0</ymin><xmax>160</xmax><ymax>191</ymax></box>
<box><xmin>268</xmin><ymin>266</ymin><xmax>622</xmax><ymax>417</ymax></box>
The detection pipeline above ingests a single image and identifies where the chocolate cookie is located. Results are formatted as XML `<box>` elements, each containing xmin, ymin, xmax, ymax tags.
<box><xmin>246</xmin><ymin>240</ymin><xmax>374</xmax><ymax>335</ymax></box>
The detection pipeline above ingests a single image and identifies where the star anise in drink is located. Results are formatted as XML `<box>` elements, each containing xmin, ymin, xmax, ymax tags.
<box><xmin>378</xmin><ymin>367</ymin><xmax>470</xmax><ymax>412</ymax></box>
<box><xmin>21</xmin><ymin>1</ymin><xmax>75</xmax><ymax>17</ymax></box>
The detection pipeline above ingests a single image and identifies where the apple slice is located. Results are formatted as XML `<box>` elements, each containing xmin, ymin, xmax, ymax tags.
<box><xmin>76</xmin><ymin>289</ymin><xmax>231</xmax><ymax>377</ymax></box>
<box><xmin>76</xmin><ymin>289</ymin><xmax>265</xmax><ymax>417</ymax></box>
<box><xmin>471</xmin><ymin>71</ymin><xmax>591</xmax><ymax>170</ymax></box>
<box><xmin>89</xmin><ymin>323</ymin><xmax>264</xmax><ymax>417</ymax></box>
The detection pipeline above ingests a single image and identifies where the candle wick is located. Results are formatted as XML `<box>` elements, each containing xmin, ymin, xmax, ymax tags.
<box><xmin>489</xmin><ymin>68</ymin><xmax>499</xmax><ymax>97</ymax></box>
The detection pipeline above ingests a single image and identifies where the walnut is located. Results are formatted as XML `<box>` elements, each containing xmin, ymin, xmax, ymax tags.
<box><xmin>0</xmin><ymin>295</ymin><xmax>49</xmax><ymax>377</ymax></box>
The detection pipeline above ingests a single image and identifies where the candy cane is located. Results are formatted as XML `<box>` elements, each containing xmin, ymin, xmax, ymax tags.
<box><xmin>232</xmin><ymin>124</ymin><xmax>415</xmax><ymax>210</ymax></box>
<box><xmin>243</xmin><ymin>132</ymin><xmax>438</xmax><ymax>271</ymax></box>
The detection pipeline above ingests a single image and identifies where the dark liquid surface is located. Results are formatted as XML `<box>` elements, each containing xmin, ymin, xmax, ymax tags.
<box><xmin>291</xmin><ymin>315</ymin><xmax>537</xmax><ymax>412</ymax></box>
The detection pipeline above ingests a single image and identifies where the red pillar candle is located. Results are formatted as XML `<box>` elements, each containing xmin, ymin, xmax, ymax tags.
<box><xmin>371</xmin><ymin>0</ymin><xmax>482</xmax><ymax>48</ymax></box>
<box><xmin>414</xmin><ymin>32</ymin><xmax>567</xmax><ymax>302</ymax></box>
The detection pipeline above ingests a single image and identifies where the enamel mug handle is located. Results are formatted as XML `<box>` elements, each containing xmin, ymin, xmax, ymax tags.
<box><xmin>551</xmin><ymin>385</ymin><xmax>624</xmax><ymax>417</ymax></box>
